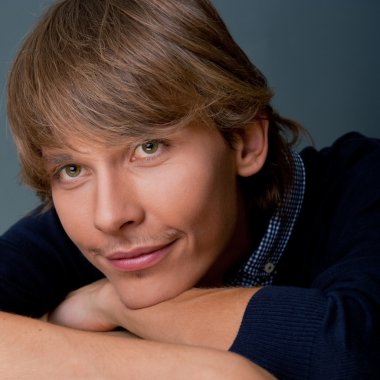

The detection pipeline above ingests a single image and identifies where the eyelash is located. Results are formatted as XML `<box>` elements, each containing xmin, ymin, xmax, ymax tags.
<box><xmin>131</xmin><ymin>139</ymin><xmax>169</xmax><ymax>162</ymax></box>
<box><xmin>50</xmin><ymin>139</ymin><xmax>170</xmax><ymax>184</ymax></box>
<box><xmin>52</xmin><ymin>164</ymin><xmax>85</xmax><ymax>184</ymax></box>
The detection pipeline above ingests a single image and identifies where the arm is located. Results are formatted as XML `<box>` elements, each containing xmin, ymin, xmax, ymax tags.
<box><xmin>49</xmin><ymin>249</ymin><xmax>380</xmax><ymax>380</ymax></box>
<box><xmin>0</xmin><ymin>311</ymin><xmax>275</xmax><ymax>380</ymax></box>
<box><xmin>228</xmin><ymin>136</ymin><xmax>380</xmax><ymax>379</ymax></box>
<box><xmin>113</xmin><ymin>286</ymin><xmax>261</xmax><ymax>350</ymax></box>
<box><xmin>49</xmin><ymin>280</ymin><xmax>260</xmax><ymax>349</ymax></box>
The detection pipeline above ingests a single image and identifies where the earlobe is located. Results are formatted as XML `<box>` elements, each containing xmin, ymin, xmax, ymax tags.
<box><xmin>235</xmin><ymin>118</ymin><xmax>268</xmax><ymax>177</ymax></box>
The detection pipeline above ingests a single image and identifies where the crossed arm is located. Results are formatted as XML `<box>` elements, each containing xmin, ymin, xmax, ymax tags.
<box><xmin>48</xmin><ymin>278</ymin><xmax>261</xmax><ymax>350</ymax></box>
<box><xmin>0</xmin><ymin>281</ymin><xmax>273</xmax><ymax>380</ymax></box>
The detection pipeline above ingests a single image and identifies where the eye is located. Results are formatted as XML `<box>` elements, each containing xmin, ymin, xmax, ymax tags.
<box><xmin>141</xmin><ymin>141</ymin><xmax>160</xmax><ymax>154</ymax></box>
<box><xmin>132</xmin><ymin>140</ymin><xmax>164</xmax><ymax>161</ymax></box>
<box><xmin>63</xmin><ymin>164</ymin><xmax>82</xmax><ymax>178</ymax></box>
<box><xmin>55</xmin><ymin>164</ymin><xmax>83</xmax><ymax>182</ymax></box>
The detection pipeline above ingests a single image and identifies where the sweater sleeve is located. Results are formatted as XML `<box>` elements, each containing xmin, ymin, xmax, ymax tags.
<box><xmin>230</xmin><ymin>134</ymin><xmax>380</xmax><ymax>380</ymax></box>
<box><xmin>0</xmin><ymin>207</ymin><xmax>103</xmax><ymax>317</ymax></box>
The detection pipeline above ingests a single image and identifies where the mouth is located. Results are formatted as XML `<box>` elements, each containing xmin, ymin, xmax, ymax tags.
<box><xmin>104</xmin><ymin>240</ymin><xmax>177</xmax><ymax>272</ymax></box>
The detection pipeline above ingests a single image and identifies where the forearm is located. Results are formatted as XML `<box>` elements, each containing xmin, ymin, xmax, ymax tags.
<box><xmin>230</xmin><ymin>285</ymin><xmax>380</xmax><ymax>379</ymax></box>
<box><xmin>0</xmin><ymin>311</ymin><xmax>274</xmax><ymax>380</ymax></box>
<box><xmin>48</xmin><ymin>280</ymin><xmax>260</xmax><ymax>350</ymax></box>
<box><xmin>117</xmin><ymin>287</ymin><xmax>260</xmax><ymax>350</ymax></box>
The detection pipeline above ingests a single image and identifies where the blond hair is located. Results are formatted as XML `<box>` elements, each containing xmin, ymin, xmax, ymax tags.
<box><xmin>8</xmin><ymin>0</ymin><xmax>304</xmax><ymax>214</ymax></box>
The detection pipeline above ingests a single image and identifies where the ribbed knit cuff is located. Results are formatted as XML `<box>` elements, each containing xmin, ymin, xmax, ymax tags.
<box><xmin>229</xmin><ymin>286</ymin><xmax>327</xmax><ymax>380</ymax></box>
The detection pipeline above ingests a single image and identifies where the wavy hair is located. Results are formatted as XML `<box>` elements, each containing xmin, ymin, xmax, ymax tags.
<box><xmin>8</xmin><ymin>0</ymin><xmax>304</xmax><ymax>213</ymax></box>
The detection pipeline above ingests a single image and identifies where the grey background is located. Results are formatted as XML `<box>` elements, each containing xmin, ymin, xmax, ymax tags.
<box><xmin>1</xmin><ymin>0</ymin><xmax>379</xmax><ymax>234</ymax></box>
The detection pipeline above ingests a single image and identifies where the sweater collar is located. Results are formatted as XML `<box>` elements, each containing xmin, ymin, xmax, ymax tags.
<box><xmin>226</xmin><ymin>151</ymin><xmax>306</xmax><ymax>287</ymax></box>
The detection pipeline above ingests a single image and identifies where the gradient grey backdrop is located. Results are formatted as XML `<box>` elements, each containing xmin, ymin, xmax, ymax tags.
<box><xmin>1</xmin><ymin>0</ymin><xmax>379</xmax><ymax>234</ymax></box>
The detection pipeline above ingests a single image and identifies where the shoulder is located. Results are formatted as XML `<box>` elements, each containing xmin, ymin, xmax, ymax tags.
<box><xmin>277</xmin><ymin>132</ymin><xmax>380</xmax><ymax>284</ymax></box>
<box><xmin>301</xmin><ymin>132</ymin><xmax>380</xmax><ymax>179</ymax></box>
<box><xmin>300</xmin><ymin>131</ymin><xmax>380</xmax><ymax>225</ymax></box>
<box><xmin>300</xmin><ymin>132</ymin><xmax>380</xmax><ymax>206</ymax></box>
<box><xmin>2</xmin><ymin>206</ymin><xmax>73</xmax><ymax>251</ymax></box>
<box><xmin>0</xmin><ymin>206</ymin><xmax>103</xmax><ymax>317</ymax></box>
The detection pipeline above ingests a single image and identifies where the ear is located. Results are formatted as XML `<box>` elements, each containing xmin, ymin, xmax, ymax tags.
<box><xmin>234</xmin><ymin>117</ymin><xmax>268</xmax><ymax>177</ymax></box>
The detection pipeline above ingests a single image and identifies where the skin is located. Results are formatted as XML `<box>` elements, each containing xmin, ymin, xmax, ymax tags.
<box><xmin>39</xmin><ymin>118</ymin><xmax>274</xmax><ymax>377</ymax></box>
<box><xmin>0</xmin><ymin>119</ymin><xmax>274</xmax><ymax>379</ymax></box>
<box><xmin>0</xmin><ymin>311</ymin><xmax>276</xmax><ymax>380</ymax></box>
<box><xmin>45</xmin><ymin>120</ymin><xmax>268</xmax><ymax>310</ymax></box>
<box><xmin>49</xmin><ymin>278</ymin><xmax>261</xmax><ymax>349</ymax></box>
<box><xmin>46</xmin><ymin>119</ymin><xmax>268</xmax><ymax>350</ymax></box>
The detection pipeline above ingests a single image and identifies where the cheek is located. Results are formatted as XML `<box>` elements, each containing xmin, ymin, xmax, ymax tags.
<box><xmin>52</xmin><ymin>187</ymin><xmax>94</xmax><ymax>249</ymax></box>
<box><xmin>142</xmin><ymin>154</ymin><xmax>239</xmax><ymax>247</ymax></box>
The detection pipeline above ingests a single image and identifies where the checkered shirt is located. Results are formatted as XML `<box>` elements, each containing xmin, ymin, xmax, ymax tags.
<box><xmin>226</xmin><ymin>151</ymin><xmax>306</xmax><ymax>287</ymax></box>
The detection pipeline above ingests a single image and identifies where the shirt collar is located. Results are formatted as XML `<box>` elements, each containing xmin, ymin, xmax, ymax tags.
<box><xmin>226</xmin><ymin>150</ymin><xmax>306</xmax><ymax>287</ymax></box>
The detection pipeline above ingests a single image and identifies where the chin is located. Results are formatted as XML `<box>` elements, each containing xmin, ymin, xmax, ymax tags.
<box><xmin>115</xmin><ymin>280</ymin><xmax>189</xmax><ymax>310</ymax></box>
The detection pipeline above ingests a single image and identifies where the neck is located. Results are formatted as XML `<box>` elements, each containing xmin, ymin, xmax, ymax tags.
<box><xmin>198</xmin><ymin>194</ymin><xmax>263</xmax><ymax>287</ymax></box>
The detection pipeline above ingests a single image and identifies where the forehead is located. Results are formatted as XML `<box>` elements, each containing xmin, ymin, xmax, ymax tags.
<box><xmin>47</xmin><ymin>115</ymin><xmax>218</xmax><ymax>144</ymax></box>
<box><xmin>42</xmin><ymin>134</ymin><xmax>143</xmax><ymax>165</ymax></box>
<box><xmin>42</xmin><ymin>118</ymin><xmax>219</xmax><ymax>161</ymax></box>
<box><xmin>45</xmin><ymin>113</ymin><xmax>204</xmax><ymax>146</ymax></box>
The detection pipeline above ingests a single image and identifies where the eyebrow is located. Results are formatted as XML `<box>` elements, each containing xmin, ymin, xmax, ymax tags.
<box><xmin>42</xmin><ymin>153</ymin><xmax>75</xmax><ymax>166</ymax></box>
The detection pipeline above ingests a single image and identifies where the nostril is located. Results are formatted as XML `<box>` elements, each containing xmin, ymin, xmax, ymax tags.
<box><xmin>94</xmin><ymin>204</ymin><xmax>145</xmax><ymax>233</ymax></box>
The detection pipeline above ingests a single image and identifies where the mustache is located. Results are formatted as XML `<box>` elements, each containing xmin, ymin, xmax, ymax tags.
<box><xmin>86</xmin><ymin>229</ymin><xmax>183</xmax><ymax>257</ymax></box>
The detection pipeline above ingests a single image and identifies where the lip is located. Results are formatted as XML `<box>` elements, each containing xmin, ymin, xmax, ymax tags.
<box><xmin>105</xmin><ymin>241</ymin><xmax>176</xmax><ymax>272</ymax></box>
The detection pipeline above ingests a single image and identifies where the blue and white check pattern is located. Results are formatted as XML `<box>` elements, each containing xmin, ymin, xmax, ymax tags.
<box><xmin>226</xmin><ymin>151</ymin><xmax>305</xmax><ymax>287</ymax></box>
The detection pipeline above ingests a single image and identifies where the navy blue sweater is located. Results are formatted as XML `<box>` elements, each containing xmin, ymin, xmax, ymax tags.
<box><xmin>1</xmin><ymin>132</ymin><xmax>380</xmax><ymax>379</ymax></box>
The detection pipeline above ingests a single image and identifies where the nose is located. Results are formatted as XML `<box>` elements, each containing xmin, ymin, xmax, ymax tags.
<box><xmin>93</xmin><ymin>172</ymin><xmax>145</xmax><ymax>234</ymax></box>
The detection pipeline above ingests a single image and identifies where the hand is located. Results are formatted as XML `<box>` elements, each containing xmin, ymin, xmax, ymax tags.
<box><xmin>49</xmin><ymin>279</ymin><xmax>261</xmax><ymax>351</ymax></box>
<box><xmin>48</xmin><ymin>278</ymin><xmax>123</xmax><ymax>331</ymax></box>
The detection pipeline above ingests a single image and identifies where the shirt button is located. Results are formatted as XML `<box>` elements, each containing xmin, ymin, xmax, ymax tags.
<box><xmin>263</xmin><ymin>262</ymin><xmax>275</xmax><ymax>274</ymax></box>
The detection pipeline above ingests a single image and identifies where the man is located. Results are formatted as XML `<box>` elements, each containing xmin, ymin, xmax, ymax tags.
<box><xmin>1</xmin><ymin>0</ymin><xmax>379</xmax><ymax>379</ymax></box>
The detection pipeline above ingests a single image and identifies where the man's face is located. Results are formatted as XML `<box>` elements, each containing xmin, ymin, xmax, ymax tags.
<box><xmin>45</xmin><ymin>122</ymin><xmax>252</xmax><ymax>308</ymax></box>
